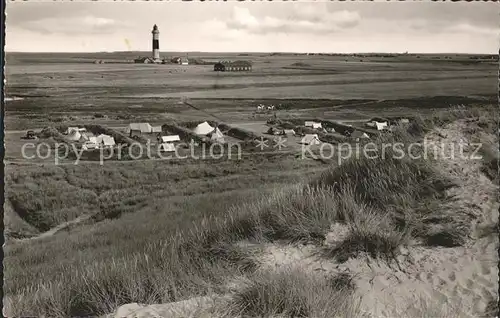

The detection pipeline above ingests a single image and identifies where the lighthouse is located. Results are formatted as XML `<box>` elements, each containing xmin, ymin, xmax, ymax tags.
<box><xmin>152</xmin><ymin>24</ymin><xmax>160</xmax><ymax>62</ymax></box>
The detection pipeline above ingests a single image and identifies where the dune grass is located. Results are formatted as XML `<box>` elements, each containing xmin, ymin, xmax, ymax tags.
<box><xmin>223</xmin><ymin>270</ymin><xmax>359</xmax><ymax>318</ymax></box>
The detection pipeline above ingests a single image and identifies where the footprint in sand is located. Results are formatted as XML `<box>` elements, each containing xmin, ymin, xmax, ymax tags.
<box><xmin>475</xmin><ymin>276</ymin><xmax>494</xmax><ymax>289</ymax></box>
<box><xmin>480</xmin><ymin>264</ymin><xmax>491</xmax><ymax>275</ymax></box>
<box><xmin>448</xmin><ymin>272</ymin><xmax>456</xmax><ymax>282</ymax></box>
<box><xmin>465</xmin><ymin>279</ymin><xmax>475</xmax><ymax>289</ymax></box>
<box><xmin>426</xmin><ymin>272</ymin><xmax>433</xmax><ymax>282</ymax></box>
<box><xmin>480</xmin><ymin>286</ymin><xmax>493</xmax><ymax>300</ymax></box>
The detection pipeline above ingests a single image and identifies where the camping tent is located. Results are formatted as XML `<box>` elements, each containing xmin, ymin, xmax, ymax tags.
<box><xmin>161</xmin><ymin>135</ymin><xmax>180</xmax><ymax>143</ymax></box>
<box><xmin>301</xmin><ymin>134</ymin><xmax>321</xmax><ymax>145</ymax></box>
<box><xmin>127</xmin><ymin>123</ymin><xmax>152</xmax><ymax>134</ymax></box>
<box><xmin>194</xmin><ymin>121</ymin><xmax>215</xmax><ymax>135</ymax></box>
<box><xmin>160</xmin><ymin>143</ymin><xmax>176</xmax><ymax>152</ymax></box>
<box><xmin>96</xmin><ymin>134</ymin><xmax>116</xmax><ymax>147</ymax></box>
<box><xmin>375</xmin><ymin>122</ymin><xmax>388</xmax><ymax>131</ymax></box>
<box><xmin>66</xmin><ymin>130</ymin><xmax>82</xmax><ymax>141</ymax></box>
<box><xmin>66</xmin><ymin>127</ymin><xmax>79</xmax><ymax>135</ymax></box>
<box><xmin>209</xmin><ymin>127</ymin><xmax>225</xmax><ymax>142</ymax></box>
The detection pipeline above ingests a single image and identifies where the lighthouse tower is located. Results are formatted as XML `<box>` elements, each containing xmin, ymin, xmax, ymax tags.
<box><xmin>152</xmin><ymin>24</ymin><xmax>160</xmax><ymax>62</ymax></box>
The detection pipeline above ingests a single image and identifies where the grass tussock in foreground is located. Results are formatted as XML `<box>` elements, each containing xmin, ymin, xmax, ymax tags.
<box><xmin>223</xmin><ymin>270</ymin><xmax>358</xmax><ymax>318</ymax></box>
<box><xmin>6</xmin><ymin>106</ymin><xmax>496</xmax><ymax>317</ymax></box>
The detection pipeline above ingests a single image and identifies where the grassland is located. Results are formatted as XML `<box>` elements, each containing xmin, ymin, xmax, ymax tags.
<box><xmin>3</xmin><ymin>52</ymin><xmax>499</xmax><ymax>317</ymax></box>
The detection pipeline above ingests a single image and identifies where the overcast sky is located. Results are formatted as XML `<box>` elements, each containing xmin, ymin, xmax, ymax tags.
<box><xmin>6</xmin><ymin>1</ymin><xmax>499</xmax><ymax>53</ymax></box>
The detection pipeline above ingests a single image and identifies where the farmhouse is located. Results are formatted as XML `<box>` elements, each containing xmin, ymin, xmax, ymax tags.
<box><xmin>301</xmin><ymin>134</ymin><xmax>321</xmax><ymax>145</ymax></box>
<box><xmin>193</xmin><ymin>121</ymin><xmax>215</xmax><ymax>135</ymax></box>
<box><xmin>214</xmin><ymin>60</ymin><xmax>252</xmax><ymax>72</ymax></box>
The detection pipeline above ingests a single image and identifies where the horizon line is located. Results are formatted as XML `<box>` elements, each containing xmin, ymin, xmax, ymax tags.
<box><xmin>6</xmin><ymin>51</ymin><xmax>497</xmax><ymax>55</ymax></box>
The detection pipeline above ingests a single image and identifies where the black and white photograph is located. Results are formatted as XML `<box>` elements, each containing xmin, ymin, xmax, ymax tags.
<box><xmin>3</xmin><ymin>1</ymin><xmax>499</xmax><ymax>317</ymax></box>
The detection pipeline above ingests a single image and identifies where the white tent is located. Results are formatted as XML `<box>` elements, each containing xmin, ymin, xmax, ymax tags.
<box><xmin>304</xmin><ymin>121</ymin><xmax>315</xmax><ymax>127</ymax></box>
<box><xmin>160</xmin><ymin>143</ymin><xmax>176</xmax><ymax>152</ymax></box>
<box><xmin>161</xmin><ymin>135</ymin><xmax>180</xmax><ymax>143</ymax></box>
<box><xmin>66</xmin><ymin>127</ymin><xmax>79</xmax><ymax>135</ymax></box>
<box><xmin>66</xmin><ymin>130</ymin><xmax>82</xmax><ymax>141</ymax></box>
<box><xmin>127</xmin><ymin>123</ymin><xmax>152</xmax><ymax>134</ymax></box>
<box><xmin>283</xmin><ymin>129</ymin><xmax>295</xmax><ymax>136</ymax></box>
<box><xmin>312</xmin><ymin>123</ymin><xmax>322</xmax><ymax>129</ymax></box>
<box><xmin>209</xmin><ymin>127</ymin><xmax>225</xmax><ymax>142</ymax></box>
<box><xmin>96</xmin><ymin>134</ymin><xmax>116</xmax><ymax>147</ymax></box>
<box><xmin>399</xmin><ymin>118</ymin><xmax>410</xmax><ymax>124</ymax></box>
<box><xmin>301</xmin><ymin>134</ymin><xmax>321</xmax><ymax>145</ymax></box>
<box><xmin>151</xmin><ymin>126</ymin><xmax>162</xmax><ymax>133</ymax></box>
<box><xmin>193</xmin><ymin>121</ymin><xmax>215</xmax><ymax>135</ymax></box>
<box><xmin>375</xmin><ymin>122</ymin><xmax>388</xmax><ymax>131</ymax></box>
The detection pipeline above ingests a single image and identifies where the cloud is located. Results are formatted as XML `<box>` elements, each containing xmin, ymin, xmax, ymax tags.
<box><xmin>225</xmin><ymin>6</ymin><xmax>360</xmax><ymax>35</ymax></box>
<box><xmin>20</xmin><ymin>15</ymin><xmax>128</xmax><ymax>35</ymax></box>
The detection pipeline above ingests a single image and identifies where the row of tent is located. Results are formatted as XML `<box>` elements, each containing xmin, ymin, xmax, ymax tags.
<box><xmin>65</xmin><ymin>127</ymin><xmax>116</xmax><ymax>149</ymax></box>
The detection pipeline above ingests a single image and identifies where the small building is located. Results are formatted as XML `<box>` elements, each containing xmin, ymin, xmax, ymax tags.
<box><xmin>127</xmin><ymin>123</ymin><xmax>153</xmax><ymax>136</ymax></box>
<box><xmin>134</xmin><ymin>57</ymin><xmax>156</xmax><ymax>64</ymax></box>
<box><xmin>312</xmin><ymin>122</ymin><xmax>322</xmax><ymax>129</ymax></box>
<box><xmin>283</xmin><ymin>129</ymin><xmax>296</xmax><ymax>136</ymax></box>
<box><xmin>301</xmin><ymin>134</ymin><xmax>321</xmax><ymax>145</ymax></box>
<box><xmin>179</xmin><ymin>57</ymin><xmax>189</xmax><ymax>65</ymax></box>
<box><xmin>214</xmin><ymin>60</ymin><xmax>252</xmax><ymax>72</ymax></box>
<box><xmin>305</xmin><ymin>121</ymin><xmax>322</xmax><ymax>129</ymax></box>
<box><xmin>161</xmin><ymin>135</ymin><xmax>181</xmax><ymax>143</ymax></box>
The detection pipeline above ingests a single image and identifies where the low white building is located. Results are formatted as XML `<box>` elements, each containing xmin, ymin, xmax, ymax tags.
<box><xmin>161</xmin><ymin>135</ymin><xmax>180</xmax><ymax>143</ymax></box>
